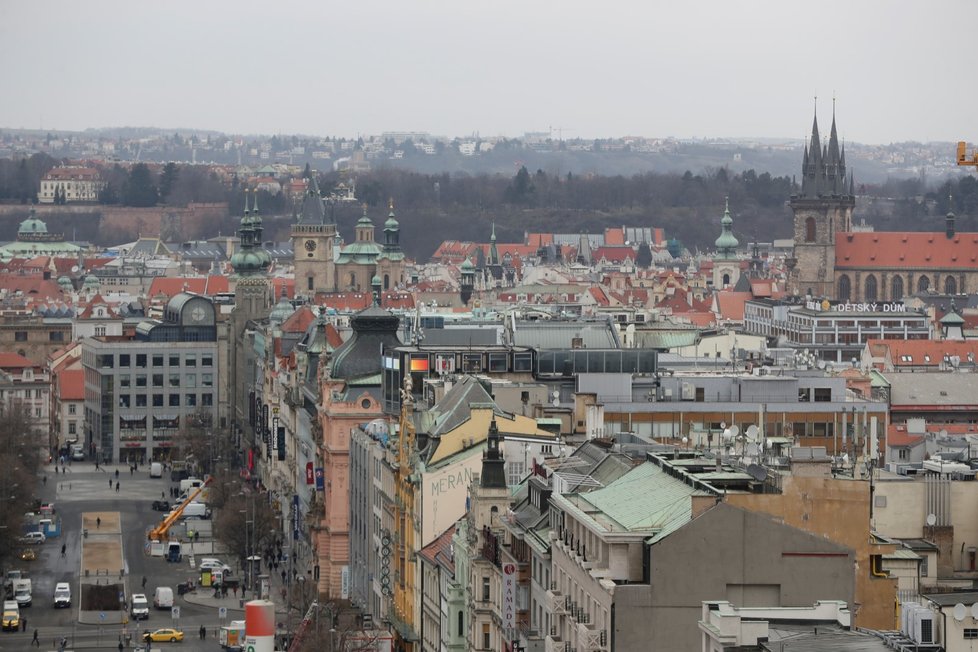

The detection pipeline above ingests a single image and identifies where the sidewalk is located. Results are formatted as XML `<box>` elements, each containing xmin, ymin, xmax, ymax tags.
<box><xmin>182</xmin><ymin>584</ymin><xmax>287</xmax><ymax>615</ymax></box>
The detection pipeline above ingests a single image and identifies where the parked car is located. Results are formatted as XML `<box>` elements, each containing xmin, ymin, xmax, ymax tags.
<box><xmin>151</xmin><ymin>500</ymin><xmax>170</xmax><ymax>512</ymax></box>
<box><xmin>18</xmin><ymin>532</ymin><xmax>45</xmax><ymax>545</ymax></box>
<box><xmin>198</xmin><ymin>559</ymin><xmax>231</xmax><ymax>574</ymax></box>
<box><xmin>143</xmin><ymin>628</ymin><xmax>184</xmax><ymax>643</ymax></box>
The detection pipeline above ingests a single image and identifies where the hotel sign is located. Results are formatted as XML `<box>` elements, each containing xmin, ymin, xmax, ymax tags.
<box><xmin>502</xmin><ymin>563</ymin><xmax>517</xmax><ymax>630</ymax></box>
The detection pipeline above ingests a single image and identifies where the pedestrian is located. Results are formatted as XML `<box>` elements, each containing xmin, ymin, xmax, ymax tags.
<box><xmin>281</xmin><ymin>569</ymin><xmax>286</xmax><ymax>584</ymax></box>
<box><xmin>60</xmin><ymin>636</ymin><xmax>67</xmax><ymax>652</ymax></box>
<box><xmin>61</xmin><ymin>543</ymin><xmax>66</xmax><ymax>558</ymax></box>
<box><xmin>96</xmin><ymin>517</ymin><xmax>101</xmax><ymax>529</ymax></box>
<box><xmin>115</xmin><ymin>469</ymin><xmax>119</xmax><ymax>479</ymax></box>
<box><xmin>130</xmin><ymin>465</ymin><xmax>134</xmax><ymax>476</ymax></box>
<box><xmin>115</xmin><ymin>481</ymin><xmax>120</xmax><ymax>492</ymax></box>
<box><xmin>109</xmin><ymin>478</ymin><xmax>113</xmax><ymax>488</ymax></box>
<box><xmin>21</xmin><ymin>616</ymin><xmax>26</xmax><ymax>631</ymax></box>
<box><xmin>232</xmin><ymin>585</ymin><xmax>237</xmax><ymax>598</ymax></box>
<box><xmin>162</xmin><ymin>491</ymin><xmax>166</xmax><ymax>500</ymax></box>
<box><xmin>42</xmin><ymin>476</ymin><xmax>46</xmax><ymax>486</ymax></box>
<box><xmin>118</xmin><ymin>641</ymin><xmax>124</xmax><ymax>652</ymax></box>
<box><xmin>200</xmin><ymin>624</ymin><xmax>206</xmax><ymax>640</ymax></box>
<box><xmin>142</xmin><ymin>576</ymin><xmax>147</xmax><ymax>589</ymax></box>
<box><xmin>31</xmin><ymin>628</ymin><xmax>38</xmax><ymax>646</ymax></box>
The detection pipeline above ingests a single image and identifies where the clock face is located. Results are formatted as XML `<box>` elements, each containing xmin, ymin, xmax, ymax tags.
<box><xmin>304</xmin><ymin>239</ymin><xmax>317</xmax><ymax>252</ymax></box>
<box><xmin>191</xmin><ymin>306</ymin><xmax>206</xmax><ymax>323</ymax></box>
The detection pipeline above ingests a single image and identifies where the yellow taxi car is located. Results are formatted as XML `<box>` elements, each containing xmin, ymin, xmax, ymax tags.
<box><xmin>142</xmin><ymin>628</ymin><xmax>184</xmax><ymax>643</ymax></box>
<box><xmin>20</xmin><ymin>548</ymin><xmax>36</xmax><ymax>561</ymax></box>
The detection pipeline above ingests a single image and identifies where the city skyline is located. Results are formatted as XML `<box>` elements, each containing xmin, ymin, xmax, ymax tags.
<box><xmin>1</xmin><ymin>1</ymin><xmax>976</xmax><ymax>144</ymax></box>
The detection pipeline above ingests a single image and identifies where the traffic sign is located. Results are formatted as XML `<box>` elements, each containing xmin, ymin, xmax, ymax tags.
<box><xmin>171</xmin><ymin>606</ymin><xmax>180</xmax><ymax>619</ymax></box>
<box><xmin>218</xmin><ymin>606</ymin><xmax>228</xmax><ymax>619</ymax></box>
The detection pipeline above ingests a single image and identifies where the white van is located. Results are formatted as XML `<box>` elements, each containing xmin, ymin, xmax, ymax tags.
<box><xmin>131</xmin><ymin>593</ymin><xmax>149</xmax><ymax>619</ymax></box>
<box><xmin>54</xmin><ymin>583</ymin><xmax>71</xmax><ymax>608</ymax></box>
<box><xmin>149</xmin><ymin>462</ymin><xmax>163</xmax><ymax>478</ymax></box>
<box><xmin>153</xmin><ymin>587</ymin><xmax>173</xmax><ymax>609</ymax></box>
<box><xmin>182</xmin><ymin>502</ymin><xmax>211</xmax><ymax>520</ymax></box>
<box><xmin>179</xmin><ymin>478</ymin><xmax>203</xmax><ymax>493</ymax></box>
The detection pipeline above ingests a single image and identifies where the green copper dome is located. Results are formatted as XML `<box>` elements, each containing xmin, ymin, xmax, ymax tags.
<box><xmin>269</xmin><ymin>293</ymin><xmax>295</xmax><ymax>326</ymax></box>
<box><xmin>83</xmin><ymin>274</ymin><xmax>100</xmax><ymax>289</ymax></box>
<box><xmin>714</xmin><ymin>198</ymin><xmax>739</xmax><ymax>257</ymax></box>
<box><xmin>57</xmin><ymin>275</ymin><xmax>73</xmax><ymax>290</ymax></box>
<box><xmin>460</xmin><ymin>258</ymin><xmax>474</xmax><ymax>271</ymax></box>
<box><xmin>18</xmin><ymin>208</ymin><xmax>48</xmax><ymax>235</ymax></box>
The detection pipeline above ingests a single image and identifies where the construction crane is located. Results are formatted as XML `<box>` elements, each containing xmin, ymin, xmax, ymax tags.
<box><xmin>957</xmin><ymin>141</ymin><xmax>978</xmax><ymax>167</ymax></box>
<box><xmin>147</xmin><ymin>477</ymin><xmax>213</xmax><ymax>542</ymax></box>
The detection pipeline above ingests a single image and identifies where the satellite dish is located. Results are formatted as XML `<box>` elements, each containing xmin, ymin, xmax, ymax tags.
<box><xmin>729</xmin><ymin>425</ymin><xmax>740</xmax><ymax>440</ymax></box>
<box><xmin>971</xmin><ymin>603</ymin><xmax>978</xmax><ymax>620</ymax></box>
<box><xmin>71</xmin><ymin>265</ymin><xmax>79</xmax><ymax>273</ymax></box>
<box><xmin>926</xmin><ymin>513</ymin><xmax>937</xmax><ymax>527</ymax></box>
<box><xmin>954</xmin><ymin>603</ymin><xmax>967</xmax><ymax>622</ymax></box>
<box><xmin>722</xmin><ymin>428</ymin><xmax>733</xmax><ymax>443</ymax></box>
<box><xmin>746</xmin><ymin>443</ymin><xmax>760</xmax><ymax>457</ymax></box>
<box><xmin>842</xmin><ymin>453</ymin><xmax>850</xmax><ymax>465</ymax></box>
<box><xmin>746</xmin><ymin>463</ymin><xmax>768</xmax><ymax>482</ymax></box>
<box><xmin>681</xmin><ymin>436</ymin><xmax>688</xmax><ymax>445</ymax></box>
<box><xmin>720</xmin><ymin>422</ymin><xmax>727</xmax><ymax>430</ymax></box>
<box><xmin>746</xmin><ymin>425</ymin><xmax>759</xmax><ymax>442</ymax></box>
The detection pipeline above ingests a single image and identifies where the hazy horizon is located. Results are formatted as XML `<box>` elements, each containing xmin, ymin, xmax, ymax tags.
<box><xmin>2</xmin><ymin>0</ymin><xmax>975</xmax><ymax>145</ymax></box>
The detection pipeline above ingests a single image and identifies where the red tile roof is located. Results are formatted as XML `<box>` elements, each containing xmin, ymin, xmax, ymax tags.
<box><xmin>836</xmin><ymin>232</ymin><xmax>978</xmax><ymax>269</ymax></box>
<box><xmin>714</xmin><ymin>291</ymin><xmax>753</xmax><ymax>321</ymax></box>
<box><xmin>58</xmin><ymin>368</ymin><xmax>85</xmax><ymax>401</ymax></box>
<box><xmin>281</xmin><ymin>305</ymin><xmax>316</xmax><ymax>334</ymax></box>
<box><xmin>0</xmin><ymin>352</ymin><xmax>37</xmax><ymax>369</ymax></box>
<box><xmin>417</xmin><ymin>524</ymin><xmax>456</xmax><ymax>572</ymax></box>
<box><xmin>885</xmin><ymin>426</ymin><xmax>925</xmax><ymax>448</ymax></box>
<box><xmin>867</xmin><ymin>339</ymin><xmax>978</xmax><ymax>367</ymax></box>
<box><xmin>0</xmin><ymin>275</ymin><xmax>65</xmax><ymax>300</ymax></box>
<box><xmin>592</xmin><ymin>246</ymin><xmax>634</xmax><ymax>264</ymax></box>
<box><xmin>603</xmin><ymin>228</ymin><xmax>626</xmax><ymax>246</ymax></box>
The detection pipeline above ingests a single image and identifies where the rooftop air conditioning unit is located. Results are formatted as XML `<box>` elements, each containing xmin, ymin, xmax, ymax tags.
<box><xmin>913</xmin><ymin>608</ymin><xmax>934</xmax><ymax>644</ymax></box>
<box><xmin>681</xmin><ymin>383</ymin><xmax>695</xmax><ymax>401</ymax></box>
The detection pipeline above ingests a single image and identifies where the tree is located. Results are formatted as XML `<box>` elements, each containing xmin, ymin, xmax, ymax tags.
<box><xmin>0</xmin><ymin>402</ymin><xmax>43</xmax><ymax>569</ymax></box>
<box><xmin>635</xmin><ymin>242</ymin><xmax>653</xmax><ymax>268</ymax></box>
<box><xmin>122</xmin><ymin>163</ymin><xmax>158</xmax><ymax>207</ymax></box>
<box><xmin>158</xmin><ymin>162</ymin><xmax>179</xmax><ymax>203</ymax></box>
<box><xmin>171</xmin><ymin>409</ymin><xmax>214</xmax><ymax>475</ymax></box>
<box><xmin>212</xmin><ymin>483</ymin><xmax>280</xmax><ymax>570</ymax></box>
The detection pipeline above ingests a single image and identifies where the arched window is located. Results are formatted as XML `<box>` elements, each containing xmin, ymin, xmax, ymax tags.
<box><xmin>349</xmin><ymin>272</ymin><xmax>356</xmax><ymax>289</ymax></box>
<box><xmin>865</xmin><ymin>275</ymin><xmax>878</xmax><ymax>302</ymax></box>
<box><xmin>892</xmin><ymin>275</ymin><xmax>904</xmax><ymax>302</ymax></box>
<box><xmin>307</xmin><ymin>276</ymin><xmax>314</xmax><ymax>291</ymax></box>
<box><xmin>722</xmin><ymin>273</ymin><xmax>730</xmax><ymax>286</ymax></box>
<box><xmin>384</xmin><ymin>274</ymin><xmax>390</xmax><ymax>290</ymax></box>
<box><xmin>838</xmin><ymin>275</ymin><xmax>851</xmax><ymax>301</ymax></box>
<box><xmin>805</xmin><ymin>217</ymin><xmax>816</xmax><ymax>242</ymax></box>
<box><xmin>945</xmin><ymin>276</ymin><xmax>957</xmax><ymax>295</ymax></box>
<box><xmin>918</xmin><ymin>275</ymin><xmax>930</xmax><ymax>293</ymax></box>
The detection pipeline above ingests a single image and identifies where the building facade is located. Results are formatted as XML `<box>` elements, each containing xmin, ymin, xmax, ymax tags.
<box><xmin>39</xmin><ymin>166</ymin><xmax>104</xmax><ymax>203</ymax></box>
<box><xmin>82</xmin><ymin>293</ymin><xmax>219</xmax><ymax>464</ymax></box>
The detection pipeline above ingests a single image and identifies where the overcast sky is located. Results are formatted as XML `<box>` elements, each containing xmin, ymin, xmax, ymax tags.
<box><xmin>1</xmin><ymin>1</ymin><xmax>974</xmax><ymax>144</ymax></box>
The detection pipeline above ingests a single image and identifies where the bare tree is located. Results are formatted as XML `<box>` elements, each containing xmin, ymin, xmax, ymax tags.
<box><xmin>0</xmin><ymin>402</ymin><xmax>43</xmax><ymax>567</ymax></box>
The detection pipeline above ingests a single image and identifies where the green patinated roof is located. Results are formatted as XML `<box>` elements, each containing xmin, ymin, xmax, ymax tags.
<box><xmin>336</xmin><ymin>241</ymin><xmax>381</xmax><ymax>265</ymax></box>
<box><xmin>869</xmin><ymin>369</ymin><xmax>890</xmax><ymax>388</ymax></box>
<box><xmin>569</xmin><ymin>462</ymin><xmax>697</xmax><ymax>541</ymax></box>
<box><xmin>633</xmin><ymin>330</ymin><xmax>700</xmax><ymax>350</ymax></box>
<box><xmin>376</xmin><ymin>251</ymin><xmax>405</xmax><ymax>262</ymax></box>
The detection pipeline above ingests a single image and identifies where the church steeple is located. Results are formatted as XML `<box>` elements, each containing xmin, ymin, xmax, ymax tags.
<box><xmin>799</xmin><ymin>100</ymin><xmax>851</xmax><ymax>199</ymax></box>
<box><xmin>714</xmin><ymin>197</ymin><xmax>739</xmax><ymax>258</ymax></box>
<box><xmin>488</xmin><ymin>222</ymin><xmax>499</xmax><ymax>266</ymax></box>
<box><xmin>480</xmin><ymin>416</ymin><xmax>507</xmax><ymax>489</ymax></box>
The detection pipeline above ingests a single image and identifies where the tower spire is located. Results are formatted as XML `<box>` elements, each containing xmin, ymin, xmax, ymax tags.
<box><xmin>244</xmin><ymin>187</ymin><xmax>250</xmax><ymax>215</ymax></box>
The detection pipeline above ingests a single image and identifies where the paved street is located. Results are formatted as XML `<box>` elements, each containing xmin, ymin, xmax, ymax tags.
<box><xmin>0</xmin><ymin>461</ymin><xmax>243</xmax><ymax>651</ymax></box>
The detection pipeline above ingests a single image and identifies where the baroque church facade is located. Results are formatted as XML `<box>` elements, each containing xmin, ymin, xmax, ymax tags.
<box><xmin>291</xmin><ymin>180</ymin><xmax>406</xmax><ymax>295</ymax></box>
<box><xmin>789</xmin><ymin>109</ymin><xmax>975</xmax><ymax>302</ymax></box>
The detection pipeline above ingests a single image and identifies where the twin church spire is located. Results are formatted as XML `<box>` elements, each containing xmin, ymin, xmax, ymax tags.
<box><xmin>800</xmin><ymin>100</ymin><xmax>855</xmax><ymax>198</ymax></box>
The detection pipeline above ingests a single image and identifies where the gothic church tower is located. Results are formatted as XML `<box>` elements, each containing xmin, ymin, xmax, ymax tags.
<box><xmin>788</xmin><ymin>104</ymin><xmax>856</xmax><ymax>298</ymax></box>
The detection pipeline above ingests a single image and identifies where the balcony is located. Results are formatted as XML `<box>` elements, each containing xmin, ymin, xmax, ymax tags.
<box><xmin>576</xmin><ymin>621</ymin><xmax>607</xmax><ymax>651</ymax></box>
<box><xmin>544</xmin><ymin>628</ymin><xmax>563</xmax><ymax>652</ymax></box>
<box><xmin>547</xmin><ymin>588</ymin><xmax>567</xmax><ymax>615</ymax></box>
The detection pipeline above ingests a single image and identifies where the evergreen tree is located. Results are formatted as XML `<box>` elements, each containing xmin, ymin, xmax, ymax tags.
<box><xmin>122</xmin><ymin>163</ymin><xmax>158</xmax><ymax>207</ymax></box>
<box><xmin>158</xmin><ymin>162</ymin><xmax>179</xmax><ymax>203</ymax></box>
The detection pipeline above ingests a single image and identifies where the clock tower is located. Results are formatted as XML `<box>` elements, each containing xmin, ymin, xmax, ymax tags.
<box><xmin>292</xmin><ymin>177</ymin><xmax>337</xmax><ymax>295</ymax></box>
